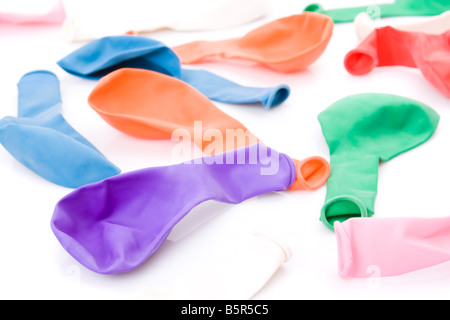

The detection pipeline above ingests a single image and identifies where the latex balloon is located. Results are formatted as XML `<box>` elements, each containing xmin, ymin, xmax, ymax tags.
<box><xmin>87</xmin><ymin>67</ymin><xmax>329</xmax><ymax>188</ymax></box>
<box><xmin>57</xmin><ymin>35</ymin><xmax>290</xmax><ymax>109</ymax></box>
<box><xmin>179</xmin><ymin>69</ymin><xmax>289</xmax><ymax>109</ymax></box>
<box><xmin>138</xmin><ymin>233</ymin><xmax>291</xmax><ymax>300</ymax></box>
<box><xmin>318</xmin><ymin>94</ymin><xmax>439</xmax><ymax>231</ymax></box>
<box><xmin>87</xmin><ymin>68</ymin><xmax>260</xmax><ymax>152</ymax></box>
<box><xmin>87</xmin><ymin>67</ymin><xmax>331</xmax><ymax>193</ymax></box>
<box><xmin>62</xmin><ymin>0</ymin><xmax>271</xmax><ymax>42</ymax></box>
<box><xmin>0</xmin><ymin>71</ymin><xmax>120</xmax><ymax>188</ymax></box>
<box><xmin>344</xmin><ymin>27</ymin><xmax>450</xmax><ymax>98</ymax></box>
<box><xmin>0</xmin><ymin>0</ymin><xmax>65</xmax><ymax>24</ymax></box>
<box><xmin>171</xmin><ymin>12</ymin><xmax>334</xmax><ymax>73</ymax></box>
<box><xmin>51</xmin><ymin>143</ymin><xmax>323</xmax><ymax>274</ymax></box>
<box><xmin>335</xmin><ymin>217</ymin><xmax>450</xmax><ymax>278</ymax></box>
<box><xmin>355</xmin><ymin>11</ymin><xmax>450</xmax><ymax>41</ymax></box>
<box><xmin>304</xmin><ymin>0</ymin><xmax>450</xmax><ymax>23</ymax></box>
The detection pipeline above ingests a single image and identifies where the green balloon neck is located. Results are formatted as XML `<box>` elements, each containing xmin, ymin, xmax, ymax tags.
<box><xmin>318</xmin><ymin>93</ymin><xmax>440</xmax><ymax>231</ymax></box>
<box><xmin>320</xmin><ymin>154</ymin><xmax>378</xmax><ymax>231</ymax></box>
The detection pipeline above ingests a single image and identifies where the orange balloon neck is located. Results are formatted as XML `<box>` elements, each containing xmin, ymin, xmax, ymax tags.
<box><xmin>289</xmin><ymin>156</ymin><xmax>330</xmax><ymax>191</ymax></box>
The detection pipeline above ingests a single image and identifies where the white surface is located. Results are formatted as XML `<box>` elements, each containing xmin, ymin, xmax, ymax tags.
<box><xmin>0</xmin><ymin>0</ymin><xmax>450</xmax><ymax>300</ymax></box>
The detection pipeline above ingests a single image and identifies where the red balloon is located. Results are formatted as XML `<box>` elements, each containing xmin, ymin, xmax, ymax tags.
<box><xmin>345</xmin><ymin>26</ymin><xmax>450</xmax><ymax>97</ymax></box>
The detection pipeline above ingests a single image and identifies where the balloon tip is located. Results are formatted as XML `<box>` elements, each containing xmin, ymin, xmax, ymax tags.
<box><xmin>264</xmin><ymin>85</ymin><xmax>291</xmax><ymax>109</ymax></box>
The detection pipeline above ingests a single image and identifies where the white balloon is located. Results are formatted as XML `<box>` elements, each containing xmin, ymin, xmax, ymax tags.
<box><xmin>61</xmin><ymin>0</ymin><xmax>271</xmax><ymax>42</ymax></box>
<box><xmin>136</xmin><ymin>233</ymin><xmax>291</xmax><ymax>300</ymax></box>
<box><xmin>355</xmin><ymin>10</ymin><xmax>450</xmax><ymax>41</ymax></box>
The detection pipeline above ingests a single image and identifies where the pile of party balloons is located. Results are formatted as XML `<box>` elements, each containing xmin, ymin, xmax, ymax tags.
<box><xmin>1</xmin><ymin>0</ymin><xmax>450</xmax><ymax>299</ymax></box>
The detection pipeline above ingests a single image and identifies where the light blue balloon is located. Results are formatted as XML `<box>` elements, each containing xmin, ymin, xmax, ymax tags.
<box><xmin>0</xmin><ymin>71</ymin><xmax>120</xmax><ymax>188</ymax></box>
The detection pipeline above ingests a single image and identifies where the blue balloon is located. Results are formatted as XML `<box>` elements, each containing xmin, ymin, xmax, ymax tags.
<box><xmin>0</xmin><ymin>71</ymin><xmax>120</xmax><ymax>188</ymax></box>
<box><xmin>57</xmin><ymin>35</ymin><xmax>290</xmax><ymax>109</ymax></box>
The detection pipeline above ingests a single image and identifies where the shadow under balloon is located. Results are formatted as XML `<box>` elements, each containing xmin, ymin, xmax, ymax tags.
<box><xmin>166</xmin><ymin>200</ymin><xmax>234</xmax><ymax>242</ymax></box>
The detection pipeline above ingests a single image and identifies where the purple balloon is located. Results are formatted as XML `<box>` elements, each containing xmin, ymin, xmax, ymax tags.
<box><xmin>51</xmin><ymin>144</ymin><xmax>298</xmax><ymax>274</ymax></box>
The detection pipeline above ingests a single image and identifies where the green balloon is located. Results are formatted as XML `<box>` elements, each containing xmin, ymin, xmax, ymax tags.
<box><xmin>304</xmin><ymin>0</ymin><xmax>450</xmax><ymax>23</ymax></box>
<box><xmin>318</xmin><ymin>94</ymin><xmax>440</xmax><ymax>231</ymax></box>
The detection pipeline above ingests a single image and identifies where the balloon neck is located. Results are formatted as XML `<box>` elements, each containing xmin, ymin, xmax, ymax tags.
<box><xmin>320</xmin><ymin>153</ymin><xmax>379</xmax><ymax>231</ymax></box>
<box><xmin>321</xmin><ymin>195</ymin><xmax>369</xmax><ymax>231</ymax></box>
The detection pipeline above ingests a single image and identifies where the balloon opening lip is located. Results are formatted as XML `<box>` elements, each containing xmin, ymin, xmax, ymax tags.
<box><xmin>290</xmin><ymin>156</ymin><xmax>330</xmax><ymax>191</ymax></box>
<box><xmin>320</xmin><ymin>195</ymin><xmax>368</xmax><ymax>231</ymax></box>
<box><xmin>344</xmin><ymin>49</ymin><xmax>377</xmax><ymax>76</ymax></box>
<box><xmin>20</xmin><ymin>70</ymin><xmax>57</xmax><ymax>80</ymax></box>
<box><xmin>264</xmin><ymin>85</ymin><xmax>290</xmax><ymax>109</ymax></box>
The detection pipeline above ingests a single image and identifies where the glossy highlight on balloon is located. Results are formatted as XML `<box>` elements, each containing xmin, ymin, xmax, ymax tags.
<box><xmin>318</xmin><ymin>94</ymin><xmax>439</xmax><ymax>231</ymax></box>
<box><xmin>0</xmin><ymin>71</ymin><xmax>120</xmax><ymax>188</ymax></box>
<box><xmin>172</xmin><ymin>12</ymin><xmax>334</xmax><ymax>73</ymax></box>
<box><xmin>57</xmin><ymin>35</ymin><xmax>290</xmax><ymax>109</ymax></box>
<box><xmin>344</xmin><ymin>27</ymin><xmax>450</xmax><ymax>97</ymax></box>
<box><xmin>52</xmin><ymin>144</ymin><xmax>305</xmax><ymax>274</ymax></box>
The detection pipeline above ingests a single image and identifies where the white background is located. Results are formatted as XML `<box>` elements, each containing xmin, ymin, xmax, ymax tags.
<box><xmin>1</xmin><ymin>0</ymin><xmax>450</xmax><ymax>300</ymax></box>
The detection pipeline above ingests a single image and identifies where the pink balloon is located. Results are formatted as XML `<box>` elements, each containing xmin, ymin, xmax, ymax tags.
<box><xmin>335</xmin><ymin>217</ymin><xmax>450</xmax><ymax>278</ymax></box>
<box><xmin>0</xmin><ymin>0</ymin><xmax>65</xmax><ymax>25</ymax></box>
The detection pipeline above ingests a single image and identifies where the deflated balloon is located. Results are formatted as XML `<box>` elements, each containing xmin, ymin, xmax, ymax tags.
<box><xmin>0</xmin><ymin>71</ymin><xmax>120</xmax><ymax>188</ymax></box>
<box><xmin>58</xmin><ymin>35</ymin><xmax>290</xmax><ymax>109</ymax></box>
<box><xmin>51</xmin><ymin>144</ymin><xmax>325</xmax><ymax>274</ymax></box>
<box><xmin>318</xmin><ymin>94</ymin><xmax>439</xmax><ymax>231</ymax></box>
<box><xmin>172</xmin><ymin>12</ymin><xmax>334</xmax><ymax>73</ymax></box>
<box><xmin>344</xmin><ymin>27</ymin><xmax>450</xmax><ymax>97</ymax></box>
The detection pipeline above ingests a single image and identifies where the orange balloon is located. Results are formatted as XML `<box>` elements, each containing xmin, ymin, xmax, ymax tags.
<box><xmin>88</xmin><ymin>68</ymin><xmax>330</xmax><ymax>190</ymax></box>
<box><xmin>88</xmin><ymin>68</ymin><xmax>258</xmax><ymax>154</ymax></box>
<box><xmin>172</xmin><ymin>12</ymin><xmax>334</xmax><ymax>73</ymax></box>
